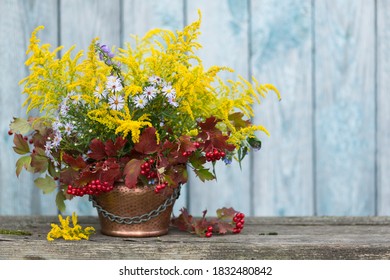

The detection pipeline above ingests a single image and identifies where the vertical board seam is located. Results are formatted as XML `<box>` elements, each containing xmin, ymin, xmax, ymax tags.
<box><xmin>247</xmin><ymin>0</ymin><xmax>255</xmax><ymax>217</ymax></box>
<box><xmin>57</xmin><ymin>0</ymin><xmax>62</xmax><ymax>215</ymax></box>
<box><xmin>57</xmin><ymin>0</ymin><xmax>61</xmax><ymax>58</ymax></box>
<box><xmin>311</xmin><ymin>0</ymin><xmax>317</xmax><ymax>216</ymax></box>
<box><xmin>119</xmin><ymin>0</ymin><xmax>124</xmax><ymax>48</ymax></box>
<box><xmin>374</xmin><ymin>0</ymin><xmax>378</xmax><ymax>216</ymax></box>
<box><xmin>183</xmin><ymin>0</ymin><xmax>190</xmax><ymax>211</ymax></box>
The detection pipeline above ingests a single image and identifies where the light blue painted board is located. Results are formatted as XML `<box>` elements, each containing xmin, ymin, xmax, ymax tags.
<box><xmin>186</xmin><ymin>0</ymin><xmax>252</xmax><ymax>216</ymax></box>
<box><xmin>377</xmin><ymin>0</ymin><xmax>390</xmax><ymax>215</ymax></box>
<box><xmin>315</xmin><ymin>0</ymin><xmax>376</xmax><ymax>215</ymax></box>
<box><xmin>0</xmin><ymin>0</ymin><xmax>59</xmax><ymax>215</ymax></box>
<box><xmin>251</xmin><ymin>0</ymin><xmax>314</xmax><ymax>216</ymax></box>
<box><xmin>60</xmin><ymin>0</ymin><xmax>121</xmax><ymax>216</ymax></box>
<box><xmin>122</xmin><ymin>0</ymin><xmax>186</xmax><ymax>216</ymax></box>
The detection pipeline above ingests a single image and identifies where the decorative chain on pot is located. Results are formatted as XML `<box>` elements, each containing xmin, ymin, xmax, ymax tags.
<box><xmin>89</xmin><ymin>186</ymin><xmax>181</xmax><ymax>225</ymax></box>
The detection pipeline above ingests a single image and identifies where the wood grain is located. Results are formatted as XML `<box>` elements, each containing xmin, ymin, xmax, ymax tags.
<box><xmin>251</xmin><ymin>0</ymin><xmax>314</xmax><ymax>216</ymax></box>
<box><xmin>186</xmin><ymin>0</ymin><xmax>252</xmax><ymax>216</ymax></box>
<box><xmin>377</xmin><ymin>0</ymin><xmax>390</xmax><ymax>215</ymax></box>
<box><xmin>0</xmin><ymin>0</ymin><xmax>59</xmax><ymax>215</ymax></box>
<box><xmin>314</xmin><ymin>0</ymin><xmax>376</xmax><ymax>215</ymax></box>
<box><xmin>1</xmin><ymin>216</ymin><xmax>390</xmax><ymax>260</ymax></box>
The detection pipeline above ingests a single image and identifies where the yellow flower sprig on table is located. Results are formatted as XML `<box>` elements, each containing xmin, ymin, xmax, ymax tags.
<box><xmin>47</xmin><ymin>212</ymin><xmax>95</xmax><ymax>241</ymax></box>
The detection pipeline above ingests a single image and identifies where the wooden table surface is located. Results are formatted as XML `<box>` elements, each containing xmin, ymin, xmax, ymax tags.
<box><xmin>1</xmin><ymin>216</ymin><xmax>390</xmax><ymax>260</ymax></box>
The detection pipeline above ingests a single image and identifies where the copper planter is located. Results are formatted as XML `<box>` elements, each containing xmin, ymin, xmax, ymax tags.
<box><xmin>91</xmin><ymin>181</ymin><xmax>180</xmax><ymax>237</ymax></box>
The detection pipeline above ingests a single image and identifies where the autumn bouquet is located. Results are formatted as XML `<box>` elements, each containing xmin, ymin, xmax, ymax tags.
<box><xmin>9</xmin><ymin>13</ymin><xmax>280</xmax><ymax>238</ymax></box>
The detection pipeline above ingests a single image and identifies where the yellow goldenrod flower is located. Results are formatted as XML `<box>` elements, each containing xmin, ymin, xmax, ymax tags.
<box><xmin>47</xmin><ymin>212</ymin><xmax>95</xmax><ymax>241</ymax></box>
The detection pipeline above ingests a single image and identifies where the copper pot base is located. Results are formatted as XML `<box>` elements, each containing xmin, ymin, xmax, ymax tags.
<box><xmin>92</xmin><ymin>182</ymin><xmax>177</xmax><ymax>238</ymax></box>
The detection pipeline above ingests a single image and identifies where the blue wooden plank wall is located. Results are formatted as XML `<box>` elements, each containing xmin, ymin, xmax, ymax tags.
<box><xmin>0</xmin><ymin>0</ymin><xmax>388</xmax><ymax>216</ymax></box>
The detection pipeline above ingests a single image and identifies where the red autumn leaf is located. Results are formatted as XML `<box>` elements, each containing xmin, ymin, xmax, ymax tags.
<box><xmin>197</xmin><ymin>117</ymin><xmax>235</xmax><ymax>152</ymax></box>
<box><xmin>123</xmin><ymin>159</ymin><xmax>143</xmax><ymax>188</ymax></box>
<box><xmin>74</xmin><ymin>170</ymin><xmax>97</xmax><ymax>187</ymax></box>
<box><xmin>60</xmin><ymin>168</ymin><xmax>80</xmax><ymax>186</ymax></box>
<box><xmin>32</xmin><ymin>132</ymin><xmax>47</xmax><ymax>150</ymax></box>
<box><xmin>179</xmin><ymin>135</ymin><xmax>196</xmax><ymax>152</ymax></box>
<box><xmin>198</xmin><ymin>116</ymin><xmax>219</xmax><ymax>132</ymax></box>
<box><xmin>62</xmin><ymin>153</ymin><xmax>87</xmax><ymax>170</ymax></box>
<box><xmin>171</xmin><ymin>207</ymin><xmax>194</xmax><ymax>232</ymax></box>
<box><xmin>88</xmin><ymin>139</ymin><xmax>107</xmax><ymax>160</ymax></box>
<box><xmin>13</xmin><ymin>134</ymin><xmax>30</xmax><ymax>155</ymax></box>
<box><xmin>99</xmin><ymin>159</ymin><xmax>121</xmax><ymax>186</ymax></box>
<box><xmin>30</xmin><ymin>148</ymin><xmax>49</xmax><ymax>173</ymax></box>
<box><xmin>214</xmin><ymin>220</ymin><xmax>235</xmax><ymax>235</ymax></box>
<box><xmin>164</xmin><ymin>164</ymin><xmax>188</xmax><ymax>186</ymax></box>
<box><xmin>105</xmin><ymin>137</ymin><xmax>127</xmax><ymax>157</ymax></box>
<box><xmin>134</xmin><ymin>127</ymin><xmax>159</xmax><ymax>154</ymax></box>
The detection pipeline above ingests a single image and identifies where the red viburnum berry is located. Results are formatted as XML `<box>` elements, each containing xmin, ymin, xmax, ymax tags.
<box><xmin>8</xmin><ymin>130</ymin><xmax>13</xmax><ymax>136</ymax></box>
<box><xmin>205</xmin><ymin>232</ymin><xmax>213</xmax><ymax>238</ymax></box>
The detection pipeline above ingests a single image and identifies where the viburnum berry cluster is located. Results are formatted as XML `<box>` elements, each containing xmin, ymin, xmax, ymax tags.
<box><xmin>140</xmin><ymin>159</ymin><xmax>158</xmax><ymax>180</ymax></box>
<box><xmin>233</xmin><ymin>212</ymin><xmax>245</xmax><ymax>234</ymax></box>
<box><xmin>205</xmin><ymin>148</ymin><xmax>226</xmax><ymax>162</ymax></box>
<box><xmin>67</xmin><ymin>180</ymin><xmax>113</xmax><ymax>196</ymax></box>
<box><xmin>154</xmin><ymin>182</ymin><xmax>168</xmax><ymax>193</ymax></box>
<box><xmin>205</xmin><ymin>226</ymin><xmax>213</xmax><ymax>238</ymax></box>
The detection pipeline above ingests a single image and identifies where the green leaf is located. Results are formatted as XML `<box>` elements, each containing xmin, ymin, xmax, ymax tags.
<box><xmin>13</xmin><ymin>134</ymin><xmax>30</xmax><ymax>155</ymax></box>
<box><xmin>247</xmin><ymin>136</ymin><xmax>261</xmax><ymax>151</ymax></box>
<box><xmin>228</xmin><ymin>112</ymin><xmax>251</xmax><ymax>129</ymax></box>
<box><xmin>56</xmin><ymin>191</ymin><xmax>66</xmax><ymax>213</ymax></box>
<box><xmin>9</xmin><ymin>117</ymin><xmax>31</xmax><ymax>134</ymax></box>
<box><xmin>194</xmin><ymin>168</ymin><xmax>215</xmax><ymax>182</ymax></box>
<box><xmin>48</xmin><ymin>161</ymin><xmax>60</xmax><ymax>178</ymax></box>
<box><xmin>34</xmin><ymin>175</ymin><xmax>57</xmax><ymax>194</ymax></box>
<box><xmin>216</xmin><ymin>207</ymin><xmax>237</xmax><ymax>220</ymax></box>
<box><xmin>15</xmin><ymin>155</ymin><xmax>32</xmax><ymax>177</ymax></box>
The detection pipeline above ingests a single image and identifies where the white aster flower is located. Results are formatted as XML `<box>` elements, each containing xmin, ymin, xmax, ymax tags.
<box><xmin>148</xmin><ymin>75</ymin><xmax>163</xmax><ymax>85</ymax></box>
<box><xmin>142</xmin><ymin>86</ymin><xmax>157</xmax><ymax>100</ymax></box>
<box><xmin>106</xmin><ymin>75</ymin><xmax>123</xmax><ymax>93</ymax></box>
<box><xmin>52</xmin><ymin>120</ymin><xmax>62</xmax><ymax>131</ymax></box>
<box><xmin>52</xmin><ymin>133</ymin><xmax>62</xmax><ymax>149</ymax></box>
<box><xmin>134</xmin><ymin>95</ymin><xmax>148</xmax><ymax>109</ymax></box>
<box><xmin>94</xmin><ymin>86</ymin><xmax>108</xmax><ymax>99</ymax></box>
<box><xmin>44</xmin><ymin>141</ymin><xmax>53</xmax><ymax>157</ymax></box>
<box><xmin>168</xmin><ymin>97</ymin><xmax>179</xmax><ymax>107</ymax></box>
<box><xmin>64</xmin><ymin>122</ymin><xmax>74</xmax><ymax>136</ymax></box>
<box><xmin>162</xmin><ymin>84</ymin><xmax>176</xmax><ymax>99</ymax></box>
<box><xmin>108</xmin><ymin>94</ymin><xmax>125</xmax><ymax>110</ymax></box>
<box><xmin>60</xmin><ymin>104</ymin><xmax>69</xmax><ymax>116</ymax></box>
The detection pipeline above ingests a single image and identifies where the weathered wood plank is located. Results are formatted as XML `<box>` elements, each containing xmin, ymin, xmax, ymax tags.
<box><xmin>60</xmin><ymin>0</ymin><xmax>121</xmax><ymax>216</ymax></box>
<box><xmin>377</xmin><ymin>0</ymin><xmax>390</xmax><ymax>215</ymax></box>
<box><xmin>314</xmin><ymin>0</ymin><xmax>376</xmax><ymax>215</ymax></box>
<box><xmin>251</xmin><ymin>0</ymin><xmax>314</xmax><ymax>215</ymax></box>
<box><xmin>186</xmin><ymin>0</ymin><xmax>252</xmax><ymax>216</ymax></box>
<box><xmin>1</xmin><ymin>216</ymin><xmax>390</xmax><ymax>260</ymax></box>
<box><xmin>122</xmin><ymin>0</ymin><xmax>186</xmax><ymax>216</ymax></box>
<box><xmin>0</xmin><ymin>0</ymin><xmax>59</xmax><ymax>215</ymax></box>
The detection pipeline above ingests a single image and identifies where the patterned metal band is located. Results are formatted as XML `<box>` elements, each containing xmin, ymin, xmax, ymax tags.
<box><xmin>89</xmin><ymin>186</ymin><xmax>181</xmax><ymax>225</ymax></box>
